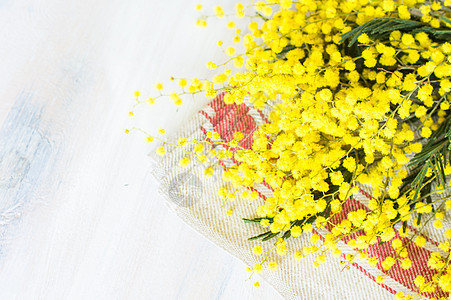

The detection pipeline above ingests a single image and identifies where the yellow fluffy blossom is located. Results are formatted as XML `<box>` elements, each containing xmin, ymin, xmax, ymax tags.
<box><xmin>155</xmin><ymin>82</ymin><xmax>163</xmax><ymax>91</ymax></box>
<box><xmin>253</xmin><ymin>245</ymin><xmax>263</xmax><ymax>256</ymax></box>
<box><xmin>133</xmin><ymin>2</ymin><xmax>451</xmax><ymax>294</ymax></box>
<box><xmin>214</xmin><ymin>6</ymin><xmax>224</xmax><ymax>18</ymax></box>
<box><xmin>156</xmin><ymin>146</ymin><xmax>166</xmax><ymax>156</ymax></box>
<box><xmin>179</xmin><ymin>156</ymin><xmax>190</xmax><ymax>168</ymax></box>
<box><xmin>268</xmin><ymin>261</ymin><xmax>278</xmax><ymax>271</ymax></box>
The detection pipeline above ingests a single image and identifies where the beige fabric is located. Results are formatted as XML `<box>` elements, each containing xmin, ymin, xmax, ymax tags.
<box><xmin>149</xmin><ymin>109</ymin><xmax>395</xmax><ymax>300</ymax></box>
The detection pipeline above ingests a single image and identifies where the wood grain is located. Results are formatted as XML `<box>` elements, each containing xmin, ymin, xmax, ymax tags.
<box><xmin>0</xmin><ymin>0</ymin><xmax>283</xmax><ymax>299</ymax></box>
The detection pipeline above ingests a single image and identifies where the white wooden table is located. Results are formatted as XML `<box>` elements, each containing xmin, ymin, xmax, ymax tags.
<box><xmin>0</xmin><ymin>0</ymin><xmax>283</xmax><ymax>299</ymax></box>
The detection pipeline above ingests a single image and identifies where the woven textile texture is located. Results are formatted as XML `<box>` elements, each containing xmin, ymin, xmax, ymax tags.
<box><xmin>150</xmin><ymin>94</ymin><xmax>450</xmax><ymax>300</ymax></box>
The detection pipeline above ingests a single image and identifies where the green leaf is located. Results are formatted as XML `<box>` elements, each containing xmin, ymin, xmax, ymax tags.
<box><xmin>282</xmin><ymin>230</ymin><xmax>291</xmax><ymax>239</ymax></box>
<box><xmin>248</xmin><ymin>231</ymin><xmax>272</xmax><ymax>241</ymax></box>
<box><xmin>262</xmin><ymin>232</ymin><xmax>279</xmax><ymax>241</ymax></box>
<box><xmin>411</xmin><ymin>162</ymin><xmax>430</xmax><ymax>202</ymax></box>
<box><xmin>409</xmin><ymin>140</ymin><xmax>448</xmax><ymax>166</ymax></box>
<box><xmin>349</xmin><ymin>21</ymin><xmax>381</xmax><ymax>46</ymax></box>
<box><xmin>436</xmin><ymin>155</ymin><xmax>447</xmax><ymax>187</ymax></box>
<box><xmin>340</xmin><ymin>20</ymin><xmax>377</xmax><ymax>45</ymax></box>
<box><xmin>439</xmin><ymin>16</ymin><xmax>451</xmax><ymax>26</ymax></box>
<box><xmin>278</xmin><ymin>44</ymin><xmax>297</xmax><ymax>55</ymax></box>
<box><xmin>243</xmin><ymin>218</ymin><xmax>263</xmax><ymax>224</ymax></box>
<box><xmin>429</xmin><ymin>158</ymin><xmax>441</xmax><ymax>186</ymax></box>
<box><xmin>339</xmin><ymin>17</ymin><xmax>448</xmax><ymax>47</ymax></box>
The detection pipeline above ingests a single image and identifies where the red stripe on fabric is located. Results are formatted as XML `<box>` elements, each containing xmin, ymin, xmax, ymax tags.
<box><xmin>211</xmin><ymin>104</ymin><xmax>236</xmax><ymax>127</ymax></box>
<box><xmin>310</xmin><ymin>228</ymin><xmax>398</xmax><ymax>295</ymax></box>
<box><xmin>262</xmin><ymin>180</ymin><xmax>273</xmax><ymax>191</ymax></box>
<box><xmin>248</xmin><ymin>186</ymin><xmax>269</xmax><ymax>201</ymax></box>
<box><xmin>199</xmin><ymin>110</ymin><xmax>213</xmax><ymax>123</ymax></box>
<box><xmin>327</xmin><ymin>197</ymin><xmax>447</xmax><ymax>298</ymax></box>
<box><xmin>199</xmin><ymin>93</ymin><xmax>228</xmax><ymax>124</ymax></box>
<box><xmin>358</xmin><ymin>188</ymin><xmax>441</xmax><ymax>248</ymax></box>
<box><xmin>237</xmin><ymin>115</ymin><xmax>258</xmax><ymax>149</ymax></box>
<box><xmin>227</xmin><ymin>113</ymin><xmax>256</xmax><ymax>142</ymax></box>
<box><xmin>222</xmin><ymin>106</ymin><xmax>252</xmax><ymax>143</ymax></box>
<box><xmin>208</xmin><ymin>92</ymin><xmax>226</xmax><ymax>112</ymax></box>
<box><xmin>238</xmin><ymin>183</ymin><xmax>273</xmax><ymax>204</ymax></box>
<box><xmin>210</xmin><ymin>102</ymin><xmax>258</xmax><ymax>165</ymax></box>
<box><xmin>211</xmin><ymin>130</ymin><xmax>269</xmax><ymax>202</ymax></box>
<box><xmin>214</xmin><ymin>103</ymin><xmax>249</xmax><ymax>137</ymax></box>
<box><xmin>200</xmin><ymin>126</ymin><xmax>207</xmax><ymax>135</ymax></box>
<box><xmin>351</xmin><ymin>261</ymin><xmax>398</xmax><ymax>295</ymax></box>
<box><xmin>256</xmin><ymin>108</ymin><xmax>270</xmax><ymax>124</ymax></box>
<box><xmin>199</xmin><ymin>96</ymin><xmax>259</xmax><ymax>182</ymax></box>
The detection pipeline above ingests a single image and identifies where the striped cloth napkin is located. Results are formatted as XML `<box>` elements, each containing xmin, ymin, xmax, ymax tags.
<box><xmin>150</xmin><ymin>93</ymin><xmax>450</xmax><ymax>300</ymax></box>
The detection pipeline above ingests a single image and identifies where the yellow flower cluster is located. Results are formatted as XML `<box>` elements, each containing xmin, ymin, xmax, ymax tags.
<box><xmin>225</xmin><ymin>1</ymin><xmax>451</xmax><ymax>295</ymax></box>
<box><xmin>129</xmin><ymin>0</ymin><xmax>451</xmax><ymax>297</ymax></box>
